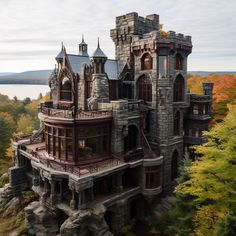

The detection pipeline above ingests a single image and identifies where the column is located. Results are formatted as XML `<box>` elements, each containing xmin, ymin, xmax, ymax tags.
<box><xmin>70</xmin><ymin>189</ymin><xmax>77</xmax><ymax>210</ymax></box>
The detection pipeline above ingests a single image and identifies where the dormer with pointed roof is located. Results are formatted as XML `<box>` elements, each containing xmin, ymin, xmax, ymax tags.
<box><xmin>79</xmin><ymin>36</ymin><xmax>89</xmax><ymax>56</ymax></box>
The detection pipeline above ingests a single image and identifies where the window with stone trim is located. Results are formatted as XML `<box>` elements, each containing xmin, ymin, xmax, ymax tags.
<box><xmin>174</xmin><ymin>53</ymin><xmax>184</xmax><ymax>70</ymax></box>
<box><xmin>173</xmin><ymin>74</ymin><xmax>185</xmax><ymax>102</ymax></box>
<box><xmin>137</xmin><ymin>75</ymin><xmax>152</xmax><ymax>102</ymax></box>
<box><xmin>141</xmin><ymin>53</ymin><xmax>153</xmax><ymax>70</ymax></box>
<box><xmin>174</xmin><ymin>111</ymin><xmax>180</xmax><ymax>136</ymax></box>
<box><xmin>145</xmin><ymin>166</ymin><xmax>161</xmax><ymax>189</ymax></box>
<box><xmin>60</xmin><ymin>77</ymin><xmax>72</xmax><ymax>101</ymax></box>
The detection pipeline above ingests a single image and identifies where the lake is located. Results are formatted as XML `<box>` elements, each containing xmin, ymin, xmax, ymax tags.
<box><xmin>0</xmin><ymin>84</ymin><xmax>50</xmax><ymax>100</ymax></box>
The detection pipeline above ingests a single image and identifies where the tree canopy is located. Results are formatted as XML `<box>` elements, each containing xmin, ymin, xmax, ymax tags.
<box><xmin>162</xmin><ymin>105</ymin><xmax>236</xmax><ymax>235</ymax></box>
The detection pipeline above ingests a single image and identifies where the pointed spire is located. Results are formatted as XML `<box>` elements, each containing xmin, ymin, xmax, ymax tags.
<box><xmin>97</xmin><ymin>37</ymin><xmax>100</xmax><ymax>49</ymax></box>
<box><xmin>82</xmin><ymin>35</ymin><xmax>85</xmax><ymax>43</ymax></box>
<box><xmin>92</xmin><ymin>38</ymin><xmax>107</xmax><ymax>58</ymax></box>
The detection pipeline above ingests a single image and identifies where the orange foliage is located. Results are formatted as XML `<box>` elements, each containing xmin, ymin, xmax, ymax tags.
<box><xmin>188</xmin><ymin>74</ymin><xmax>236</xmax><ymax>123</ymax></box>
<box><xmin>188</xmin><ymin>74</ymin><xmax>236</xmax><ymax>104</ymax></box>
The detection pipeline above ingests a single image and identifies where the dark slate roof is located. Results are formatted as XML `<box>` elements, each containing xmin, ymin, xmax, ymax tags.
<box><xmin>105</xmin><ymin>60</ymin><xmax>118</xmax><ymax>80</ymax></box>
<box><xmin>56</xmin><ymin>51</ymin><xmax>126</xmax><ymax>80</ymax></box>
<box><xmin>67</xmin><ymin>54</ymin><xmax>91</xmax><ymax>73</ymax></box>
<box><xmin>91</xmin><ymin>47</ymin><xmax>107</xmax><ymax>58</ymax></box>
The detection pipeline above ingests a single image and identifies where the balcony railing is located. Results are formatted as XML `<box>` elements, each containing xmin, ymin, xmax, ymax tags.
<box><xmin>190</xmin><ymin>94</ymin><xmax>211</xmax><ymax>103</ymax></box>
<box><xmin>38</xmin><ymin>106</ymin><xmax>112</xmax><ymax>120</ymax></box>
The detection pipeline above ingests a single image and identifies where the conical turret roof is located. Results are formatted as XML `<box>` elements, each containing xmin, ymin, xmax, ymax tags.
<box><xmin>91</xmin><ymin>38</ymin><xmax>107</xmax><ymax>58</ymax></box>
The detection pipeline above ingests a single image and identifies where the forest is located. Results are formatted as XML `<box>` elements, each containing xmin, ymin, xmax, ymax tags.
<box><xmin>0</xmin><ymin>73</ymin><xmax>236</xmax><ymax>235</ymax></box>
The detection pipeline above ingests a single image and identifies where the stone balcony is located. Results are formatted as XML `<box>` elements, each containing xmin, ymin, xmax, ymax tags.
<box><xmin>190</xmin><ymin>94</ymin><xmax>211</xmax><ymax>103</ymax></box>
<box><xmin>186</xmin><ymin>114</ymin><xmax>211</xmax><ymax>121</ymax></box>
<box><xmin>184</xmin><ymin>136</ymin><xmax>207</xmax><ymax>145</ymax></box>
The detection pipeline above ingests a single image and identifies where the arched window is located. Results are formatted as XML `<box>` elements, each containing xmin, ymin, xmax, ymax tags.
<box><xmin>171</xmin><ymin>150</ymin><xmax>179</xmax><ymax>180</ymax></box>
<box><xmin>60</xmin><ymin>77</ymin><xmax>72</xmax><ymax>101</ymax></box>
<box><xmin>174</xmin><ymin>53</ymin><xmax>183</xmax><ymax>70</ymax></box>
<box><xmin>141</xmin><ymin>53</ymin><xmax>153</xmax><ymax>70</ymax></box>
<box><xmin>174</xmin><ymin>111</ymin><xmax>180</xmax><ymax>136</ymax></box>
<box><xmin>137</xmin><ymin>75</ymin><xmax>152</xmax><ymax>102</ymax></box>
<box><xmin>173</xmin><ymin>74</ymin><xmax>185</xmax><ymax>102</ymax></box>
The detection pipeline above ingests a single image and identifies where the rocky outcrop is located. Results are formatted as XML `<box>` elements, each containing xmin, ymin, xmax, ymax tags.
<box><xmin>25</xmin><ymin>201</ymin><xmax>59</xmax><ymax>236</ymax></box>
<box><xmin>25</xmin><ymin>202</ymin><xmax>113</xmax><ymax>236</ymax></box>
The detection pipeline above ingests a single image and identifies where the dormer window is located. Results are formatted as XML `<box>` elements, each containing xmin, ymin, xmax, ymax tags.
<box><xmin>141</xmin><ymin>53</ymin><xmax>153</xmax><ymax>70</ymax></box>
<box><xmin>60</xmin><ymin>77</ymin><xmax>72</xmax><ymax>101</ymax></box>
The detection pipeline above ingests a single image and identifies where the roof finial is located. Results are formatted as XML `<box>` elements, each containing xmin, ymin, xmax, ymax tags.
<box><xmin>82</xmin><ymin>35</ymin><xmax>84</xmax><ymax>43</ymax></box>
<box><xmin>61</xmin><ymin>41</ymin><xmax>64</xmax><ymax>50</ymax></box>
<box><xmin>97</xmin><ymin>37</ymin><xmax>100</xmax><ymax>48</ymax></box>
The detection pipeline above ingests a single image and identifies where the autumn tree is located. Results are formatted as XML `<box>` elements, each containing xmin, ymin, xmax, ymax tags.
<box><xmin>162</xmin><ymin>105</ymin><xmax>236</xmax><ymax>235</ymax></box>
<box><xmin>188</xmin><ymin>74</ymin><xmax>236</xmax><ymax>124</ymax></box>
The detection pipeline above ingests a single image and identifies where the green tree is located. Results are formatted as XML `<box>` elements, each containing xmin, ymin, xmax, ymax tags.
<box><xmin>0</xmin><ymin>112</ymin><xmax>15</xmax><ymax>158</ymax></box>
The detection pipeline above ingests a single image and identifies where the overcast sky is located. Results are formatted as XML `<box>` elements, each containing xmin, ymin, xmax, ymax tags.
<box><xmin>0</xmin><ymin>0</ymin><xmax>235</xmax><ymax>72</ymax></box>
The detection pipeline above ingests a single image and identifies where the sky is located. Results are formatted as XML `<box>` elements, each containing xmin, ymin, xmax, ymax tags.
<box><xmin>0</xmin><ymin>0</ymin><xmax>235</xmax><ymax>72</ymax></box>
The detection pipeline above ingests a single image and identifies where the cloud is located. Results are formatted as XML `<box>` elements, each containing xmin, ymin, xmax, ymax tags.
<box><xmin>0</xmin><ymin>0</ymin><xmax>235</xmax><ymax>72</ymax></box>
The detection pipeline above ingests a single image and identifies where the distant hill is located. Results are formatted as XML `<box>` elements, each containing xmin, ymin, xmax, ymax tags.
<box><xmin>0</xmin><ymin>70</ymin><xmax>235</xmax><ymax>84</ymax></box>
<box><xmin>188</xmin><ymin>71</ymin><xmax>236</xmax><ymax>76</ymax></box>
<box><xmin>0</xmin><ymin>70</ymin><xmax>53</xmax><ymax>84</ymax></box>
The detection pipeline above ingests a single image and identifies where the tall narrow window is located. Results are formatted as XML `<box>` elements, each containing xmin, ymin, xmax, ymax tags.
<box><xmin>159</xmin><ymin>56</ymin><xmax>167</xmax><ymax>78</ymax></box>
<box><xmin>124</xmin><ymin>125</ymin><xmax>139</xmax><ymax>152</ymax></box>
<box><xmin>174</xmin><ymin>111</ymin><xmax>180</xmax><ymax>136</ymax></box>
<box><xmin>173</xmin><ymin>75</ymin><xmax>185</xmax><ymax>102</ymax></box>
<box><xmin>141</xmin><ymin>53</ymin><xmax>153</xmax><ymax>70</ymax></box>
<box><xmin>145</xmin><ymin>166</ymin><xmax>161</xmax><ymax>189</ymax></box>
<box><xmin>171</xmin><ymin>150</ymin><xmax>179</xmax><ymax>180</ymax></box>
<box><xmin>137</xmin><ymin>75</ymin><xmax>152</xmax><ymax>102</ymax></box>
<box><xmin>174</xmin><ymin>54</ymin><xmax>183</xmax><ymax>70</ymax></box>
<box><xmin>122</xmin><ymin>73</ymin><xmax>133</xmax><ymax>99</ymax></box>
<box><xmin>60</xmin><ymin>77</ymin><xmax>72</xmax><ymax>101</ymax></box>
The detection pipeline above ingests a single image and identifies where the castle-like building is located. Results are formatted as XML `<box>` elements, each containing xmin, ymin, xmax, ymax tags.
<box><xmin>10</xmin><ymin>12</ymin><xmax>213</xmax><ymax>235</ymax></box>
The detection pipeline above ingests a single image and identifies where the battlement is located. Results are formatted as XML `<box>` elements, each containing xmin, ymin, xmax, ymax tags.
<box><xmin>166</xmin><ymin>31</ymin><xmax>192</xmax><ymax>42</ymax></box>
<box><xmin>111</xmin><ymin>12</ymin><xmax>159</xmax><ymax>40</ymax></box>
